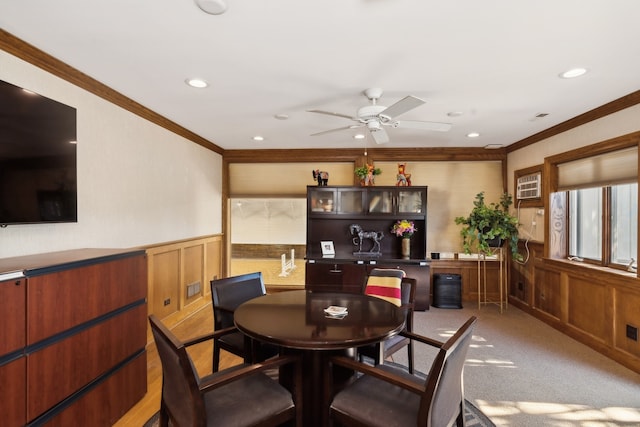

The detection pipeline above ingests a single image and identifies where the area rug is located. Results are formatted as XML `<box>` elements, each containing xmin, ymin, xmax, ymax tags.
<box><xmin>143</xmin><ymin>398</ymin><xmax>494</xmax><ymax>427</ymax></box>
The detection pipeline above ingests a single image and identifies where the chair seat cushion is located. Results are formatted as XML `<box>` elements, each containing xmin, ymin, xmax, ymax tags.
<box><xmin>330</xmin><ymin>364</ymin><xmax>422</xmax><ymax>427</ymax></box>
<box><xmin>365</xmin><ymin>269</ymin><xmax>405</xmax><ymax>306</ymax></box>
<box><xmin>205</xmin><ymin>369</ymin><xmax>294</xmax><ymax>426</ymax></box>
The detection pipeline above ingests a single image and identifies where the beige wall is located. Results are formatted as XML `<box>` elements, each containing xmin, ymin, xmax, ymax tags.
<box><xmin>0</xmin><ymin>50</ymin><xmax>223</xmax><ymax>258</ymax></box>
<box><xmin>229</xmin><ymin>162</ymin><xmax>355</xmax><ymax>195</ymax></box>
<box><xmin>375</xmin><ymin>161</ymin><xmax>503</xmax><ymax>253</ymax></box>
<box><xmin>230</xmin><ymin>160</ymin><xmax>504</xmax><ymax>254</ymax></box>
<box><xmin>507</xmin><ymin>103</ymin><xmax>640</xmax><ymax>243</ymax></box>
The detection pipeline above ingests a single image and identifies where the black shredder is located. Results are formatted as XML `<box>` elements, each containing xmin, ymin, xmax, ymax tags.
<box><xmin>432</xmin><ymin>273</ymin><xmax>462</xmax><ymax>309</ymax></box>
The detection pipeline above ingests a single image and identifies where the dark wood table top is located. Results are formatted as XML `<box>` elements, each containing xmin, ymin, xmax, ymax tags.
<box><xmin>234</xmin><ymin>290</ymin><xmax>405</xmax><ymax>350</ymax></box>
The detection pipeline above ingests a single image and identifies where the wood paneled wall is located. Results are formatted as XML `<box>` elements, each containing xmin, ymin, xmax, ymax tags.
<box><xmin>510</xmin><ymin>241</ymin><xmax>640</xmax><ymax>374</ymax></box>
<box><xmin>146</xmin><ymin>235</ymin><xmax>222</xmax><ymax>328</ymax></box>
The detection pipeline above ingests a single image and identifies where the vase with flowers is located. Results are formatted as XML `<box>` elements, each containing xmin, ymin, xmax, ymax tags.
<box><xmin>391</xmin><ymin>219</ymin><xmax>416</xmax><ymax>259</ymax></box>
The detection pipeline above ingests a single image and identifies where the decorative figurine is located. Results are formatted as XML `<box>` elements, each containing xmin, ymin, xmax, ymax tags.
<box><xmin>312</xmin><ymin>169</ymin><xmax>329</xmax><ymax>186</ymax></box>
<box><xmin>364</xmin><ymin>163</ymin><xmax>377</xmax><ymax>186</ymax></box>
<box><xmin>396</xmin><ymin>163</ymin><xmax>412</xmax><ymax>186</ymax></box>
<box><xmin>350</xmin><ymin>223</ymin><xmax>383</xmax><ymax>256</ymax></box>
<box><xmin>355</xmin><ymin>164</ymin><xmax>381</xmax><ymax>186</ymax></box>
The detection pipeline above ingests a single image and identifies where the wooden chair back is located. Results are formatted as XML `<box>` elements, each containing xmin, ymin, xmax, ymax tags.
<box><xmin>149</xmin><ymin>314</ymin><xmax>206</xmax><ymax>427</ymax></box>
<box><xmin>210</xmin><ymin>272</ymin><xmax>266</xmax><ymax>330</ymax></box>
<box><xmin>420</xmin><ymin>316</ymin><xmax>477</xmax><ymax>426</ymax></box>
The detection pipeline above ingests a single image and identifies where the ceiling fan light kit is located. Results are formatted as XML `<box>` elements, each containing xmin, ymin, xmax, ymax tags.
<box><xmin>195</xmin><ymin>0</ymin><xmax>228</xmax><ymax>15</ymax></box>
<box><xmin>308</xmin><ymin>88</ymin><xmax>451</xmax><ymax>144</ymax></box>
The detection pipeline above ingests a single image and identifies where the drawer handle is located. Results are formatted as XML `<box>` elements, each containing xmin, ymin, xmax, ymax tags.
<box><xmin>329</xmin><ymin>264</ymin><xmax>342</xmax><ymax>273</ymax></box>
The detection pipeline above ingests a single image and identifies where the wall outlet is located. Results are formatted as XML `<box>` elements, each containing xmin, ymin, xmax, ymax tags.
<box><xmin>626</xmin><ymin>324</ymin><xmax>638</xmax><ymax>341</ymax></box>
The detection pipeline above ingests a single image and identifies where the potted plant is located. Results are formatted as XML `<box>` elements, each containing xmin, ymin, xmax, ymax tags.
<box><xmin>454</xmin><ymin>191</ymin><xmax>522</xmax><ymax>260</ymax></box>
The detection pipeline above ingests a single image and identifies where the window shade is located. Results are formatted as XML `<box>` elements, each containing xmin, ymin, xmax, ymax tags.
<box><xmin>557</xmin><ymin>146</ymin><xmax>638</xmax><ymax>190</ymax></box>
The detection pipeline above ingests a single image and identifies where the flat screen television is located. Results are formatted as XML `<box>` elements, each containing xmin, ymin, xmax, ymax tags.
<box><xmin>0</xmin><ymin>79</ymin><xmax>77</xmax><ymax>226</ymax></box>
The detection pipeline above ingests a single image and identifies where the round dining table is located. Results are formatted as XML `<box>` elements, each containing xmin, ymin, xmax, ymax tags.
<box><xmin>234</xmin><ymin>289</ymin><xmax>405</xmax><ymax>426</ymax></box>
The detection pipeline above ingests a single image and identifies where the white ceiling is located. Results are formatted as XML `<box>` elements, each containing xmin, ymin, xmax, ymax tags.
<box><xmin>2</xmin><ymin>0</ymin><xmax>640</xmax><ymax>151</ymax></box>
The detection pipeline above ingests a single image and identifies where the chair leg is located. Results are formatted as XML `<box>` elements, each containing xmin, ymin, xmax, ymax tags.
<box><xmin>408</xmin><ymin>341</ymin><xmax>414</xmax><ymax>374</ymax></box>
<box><xmin>246</xmin><ymin>335</ymin><xmax>255</xmax><ymax>364</ymax></box>
<box><xmin>376</xmin><ymin>343</ymin><xmax>383</xmax><ymax>366</ymax></box>
<box><xmin>213</xmin><ymin>343</ymin><xmax>221</xmax><ymax>372</ymax></box>
<box><xmin>456</xmin><ymin>399</ymin><xmax>466</xmax><ymax>427</ymax></box>
<box><xmin>159</xmin><ymin>401</ymin><xmax>170</xmax><ymax>427</ymax></box>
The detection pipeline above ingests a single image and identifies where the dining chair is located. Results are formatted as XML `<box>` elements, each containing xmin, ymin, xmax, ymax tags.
<box><xmin>328</xmin><ymin>316</ymin><xmax>477</xmax><ymax>427</ymax></box>
<box><xmin>359</xmin><ymin>269</ymin><xmax>417</xmax><ymax>373</ymax></box>
<box><xmin>210</xmin><ymin>272</ymin><xmax>279</xmax><ymax>372</ymax></box>
<box><xmin>149</xmin><ymin>314</ymin><xmax>302</xmax><ymax>427</ymax></box>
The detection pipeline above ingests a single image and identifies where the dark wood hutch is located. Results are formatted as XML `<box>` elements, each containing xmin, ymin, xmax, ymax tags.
<box><xmin>304</xmin><ymin>185</ymin><xmax>431</xmax><ymax>310</ymax></box>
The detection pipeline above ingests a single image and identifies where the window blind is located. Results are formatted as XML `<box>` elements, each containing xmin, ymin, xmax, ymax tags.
<box><xmin>557</xmin><ymin>146</ymin><xmax>638</xmax><ymax>190</ymax></box>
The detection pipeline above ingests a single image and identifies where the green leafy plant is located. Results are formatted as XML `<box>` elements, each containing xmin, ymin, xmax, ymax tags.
<box><xmin>454</xmin><ymin>191</ymin><xmax>522</xmax><ymax>260</ymax></box>
<box><xmin>354</xmin><ymin>165</ymin><xmax>382</xmax><ymax>179</ymax></box>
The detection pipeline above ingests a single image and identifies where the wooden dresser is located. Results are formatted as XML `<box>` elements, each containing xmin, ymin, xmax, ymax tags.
<box><xmin>0</xmin><ymin>248</ymin><xmax>147</xmax><ymax>427</ymax></box>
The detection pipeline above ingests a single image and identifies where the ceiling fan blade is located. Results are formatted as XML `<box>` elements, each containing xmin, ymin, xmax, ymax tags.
<box><xmin>307</xmin><ymin>109</ymin><xmax>355</xmax><ymax>120</ymax></box>
<box><xmin>394</xmin><ymin>120</ymin><xmax>452</xmax><ymax>132</ymax></box>
<box><xmin>369</xmin><ymin>126</ymin><xmax>389</xmax><ymax>144</ymax></box>
<box><xmin>311</xmin><ymin>125</ymin><xmax>361</xmax><ymax>136</ymax></box>
<box><xmin>379</xmin><ymin>95</ymin><xmax>425</xmax><ymax>119</ymax></box>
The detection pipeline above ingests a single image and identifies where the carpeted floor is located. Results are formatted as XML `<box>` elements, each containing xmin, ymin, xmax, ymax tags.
<box><xmin>398</xmin><ymin>305</ymin><xmax>640</xmax><ymax>426</ymax></box>
<box><xmin>143</xmin><ymin>397</ymin><xmax>493</xmax><ymax>427</ymax></box>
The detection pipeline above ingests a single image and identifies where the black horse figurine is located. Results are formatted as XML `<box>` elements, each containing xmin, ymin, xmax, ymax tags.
<box><xmin>349</xmin><ymin>224</ymin><xmax>383</xmax><ymax>255</ymax></box>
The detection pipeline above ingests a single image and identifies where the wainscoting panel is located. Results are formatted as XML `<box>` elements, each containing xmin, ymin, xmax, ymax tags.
<box><xmin>146</xmin><ymin>235</ymin><xmax>223</xmax><ymax>327</ymax></box>
<box><xmin>567</xmin><ymin>277</ymin><xmax>609</xmax><ymax>343</ymax></box>
<box><xmin>510</xmin><ymin>250</ymin><xmax>640</xmax><ymax>374</ymax></box>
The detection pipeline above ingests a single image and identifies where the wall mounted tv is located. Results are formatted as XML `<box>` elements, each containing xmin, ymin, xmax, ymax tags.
<box><xmin>0</xmin><ymin>79</ymin><xmax>77</xmax><ymax>226</ymax></box>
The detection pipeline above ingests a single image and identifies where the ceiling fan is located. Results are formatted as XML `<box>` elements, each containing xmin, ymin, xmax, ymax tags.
<box><xmin>307</xmin><ymin>88</ymin><xmax>451</xmax><ymax>144</ymax></box>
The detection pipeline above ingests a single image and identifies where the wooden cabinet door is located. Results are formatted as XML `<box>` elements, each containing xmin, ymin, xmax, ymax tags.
<box><xmin>0</xmin><ymin>278</ymin><xmax>25</xmax><ymax>355</ymax></box>
<box><xmin>305</xmin><ymin>262</ymin><xmax>365</xmax><ymax>293</ymax></box>
<box><xmin>0</xmin><ymin>357</ymin><xmax>26</xmax><ymax>427</ymax></box>
<box><xmin>396</xmin><ymin>188</ymin><xmax>426</xmax><ymax>215</ymax></box>
<box><xmin>0</xmin><ymin>278</ymin><xmax>26</xmax><ymax>427</ymax></box>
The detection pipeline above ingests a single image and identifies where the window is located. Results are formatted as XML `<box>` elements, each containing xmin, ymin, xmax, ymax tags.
<box><xmin>568</xmin><ymin>183</ymin><xmax>637</xmax><ymax>268</ymax></box>
<box><xmin>569</xmin><ymin>187</ymin><xmax>602</xmax><ymax>261</ymax></box>
<box><xmin>548</xmin><ymin>141</ymin><xmax>638</xmax><ymax>270</ymax></box>
<box><xmin>611</xmin><ymin>183</ymin><xmax>638</xmax><ymax>265</ymax></box>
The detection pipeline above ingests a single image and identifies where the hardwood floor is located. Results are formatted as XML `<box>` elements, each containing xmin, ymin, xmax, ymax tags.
<box><xmin>113</xmin><ymin>304</ymin><xmax>242</xmax><ymax>426</ymax></box>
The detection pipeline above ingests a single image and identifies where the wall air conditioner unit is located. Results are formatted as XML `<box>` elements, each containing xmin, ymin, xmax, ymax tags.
<box><xmin>517</xmin><ymin>172</ymin><xmax>542</xmax><ymax>199</ymax></box>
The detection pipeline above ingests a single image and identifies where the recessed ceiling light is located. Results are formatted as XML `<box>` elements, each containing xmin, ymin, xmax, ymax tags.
<box><xmin>253</xmin><ymin>136</ymin><xmax>264</xmax><ymax>141</ymax></box>
<box><xmin>353</xmin><ymin>134</ymin><xmax>365</xmax><ymax>140</ymax></box>
<box><xmin>185</xmin><ymin>78</ymin><xmax>208</xmax><ymax>88</ymax></box>
<box><xmin>466</xmin><ymin>132</ymin><xmax>480</xmax><ymax>138</ymax></box>
<box><xmin>560</xmin><ymin>68</ymin><xmax>588</xmax><ymax>79</ymax></box>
